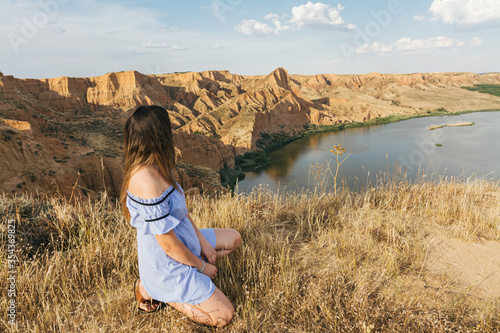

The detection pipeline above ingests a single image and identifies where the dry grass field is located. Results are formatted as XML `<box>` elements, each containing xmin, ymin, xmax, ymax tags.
<box><xmin>1</xmin><ymin>175</ymin><xmax>499</xmax><ymax>332</ymax></box>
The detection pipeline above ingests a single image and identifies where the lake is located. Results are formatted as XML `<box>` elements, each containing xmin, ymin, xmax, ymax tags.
<box><xmin>236</xmin><ymin>111</ymin><xmax>500</xmax><ymax>193</ymax></box>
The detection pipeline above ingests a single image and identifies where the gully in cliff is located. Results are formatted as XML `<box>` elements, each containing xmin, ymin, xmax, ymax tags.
<box><xmin>120</xmin><ymin>105</ymin><xmax>241</xmax><ymax>327</ymax></box>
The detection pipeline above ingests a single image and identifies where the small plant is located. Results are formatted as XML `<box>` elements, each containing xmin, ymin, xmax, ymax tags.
<box><xmin>309</xmin><ymin>162</ymin><xmax>328</xmax><ymax>193</ymax></box>
<box><xmin>434</xmin><ymin>107</ymin><xmax>448</xmax><ymax>112</ymax></box>
<box><xmin>29</xmin><ymin>173</ymin><xmax>37</xmax><ymax>182</ymax></box>
<box><xmin>329</xmin><ymin>144</ymin><xmax>351</xmax><ymax>195</ymax></box>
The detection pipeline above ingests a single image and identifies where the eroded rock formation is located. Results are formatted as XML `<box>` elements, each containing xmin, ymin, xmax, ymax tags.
<box><xmin>1</xmin><ymin>68</ymin><xmax>499</xmax><ymax>197</ymax></box>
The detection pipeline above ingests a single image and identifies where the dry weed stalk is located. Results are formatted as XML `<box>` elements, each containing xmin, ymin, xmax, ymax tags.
<box><xmin>329</xmin><ymin>144</ymin><xmax>351</xmax><ymax>195</ymax></box>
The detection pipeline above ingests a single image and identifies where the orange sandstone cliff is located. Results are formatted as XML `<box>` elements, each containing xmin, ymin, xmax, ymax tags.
<box><xmin>0</xmin><ymin>68</ymin><xmax>499</xmax><ymax>197</ymax></box>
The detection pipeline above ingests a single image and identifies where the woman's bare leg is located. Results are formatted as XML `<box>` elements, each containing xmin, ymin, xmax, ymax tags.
<box><xmin>137</xmin><ymin>279</ymin><xmax>160</xmax><ymax>312</ymax></box>
<box><xmin>168</xmin><ymin>287</ymin><xmax>235</xmax><ymax>327</ymax></box>
<box><xmin>213</xmin><ymin>228</ymin><xmax>241</xmax><ymax>259</ymax></box>
<box><xmin>161</xmin><ymin>229</ymin><xmax>240</xmax><ymax>324</ymax></box>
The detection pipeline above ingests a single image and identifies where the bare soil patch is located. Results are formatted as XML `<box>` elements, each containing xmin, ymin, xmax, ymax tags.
<box><xmin>426</xmin><ymin>232</ymin><xmax>500</xmax><ymax>300</ymax></box>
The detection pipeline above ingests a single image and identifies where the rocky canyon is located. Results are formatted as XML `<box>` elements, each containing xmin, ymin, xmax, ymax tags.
<box><xmin>1</xmin><ymin>68</ymin><xmax>499</xmax><ymax>198</ymax></box>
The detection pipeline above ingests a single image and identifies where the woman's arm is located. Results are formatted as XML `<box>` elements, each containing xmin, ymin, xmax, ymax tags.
<box><xmin>129</xmin><ymin>166</ymin><xmax>216</xmax><ymax>276</ymax></box>
<box><xmin>186</xmin><ymin>213</ymin><xmax>217</xmax><ymax>265</ymax></box>
<box><xmin>155</xmin><ymin>230</ymin><xmax>217</xmax><ymax>278</ymax></box>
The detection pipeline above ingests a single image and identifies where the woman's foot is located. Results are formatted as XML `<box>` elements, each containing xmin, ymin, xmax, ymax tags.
<box><xmin>134</xmin><ymin>278</ymin><xmax>161</xmax><ymax>313</ymax></box>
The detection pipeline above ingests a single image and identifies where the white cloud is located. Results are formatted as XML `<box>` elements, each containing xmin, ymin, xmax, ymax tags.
<box><xmin>264</xmin><ymin>13</ymin><xmax>280</xmax><ymax>21</ymax></box>
<box><xmin>289</xmin><ymin>2</ymin><xmax>355</xmax><ymax>30</ymax></box>
<box><xmin>159</xmin><ymin>27</ymin><xmax>178</xmax><ymax>32</ymax></box>
<box><xmin>414</xmin><ymin>15</ymin><xmax>425</xmax><ymax>21</ymax></box>
<box><xmin>142</xmin><ymin>42</ymin><xmax>186</xmax><ymax>51</ymax></box>
<box><xmin>212</xmin><ymin>44</ymin><xmax>226</xmax><ymax>49</ymax></box>
<box><xmin>234</xmin><ymin>2</ymin><xmax>354</xmax><ymax>36</ymax></box>
<box><xmin>1</xmin><ymin>0</ymin><xmax>171</xmax><ymax>57</ymax></box>
<box><xmin>234</xmin><ymin>19</ymin><xmax>275</xmax><ymax>36</ymax></box>
<box><xmin>356</xmin><ymin>42</ymin><xmax>393</xmax><ymax>54</ymax></box>
<box><xmin>469</xmin><ymin>36</ymin><xmax>483</xmax><ymax>46</ymax></box>
<box><xmin>356</xmin><ymin>36</ymin><xmax>480</xmax><ymax>55</ymax></box>
<box><xmin>394</xmin><ymin>36</ymin><xmax>465</xmax><ymax>51</ymax></box>
<box><xmin>1</xmin><ymin>0</ymin><xmax>204</xmax><ymax>78</ymax></box>
<box><xmin>264</xmin><ymin>13</ymin><xmax>296</xmax><ymax>32</ymax></box>
<box><xmin>429</xmin><ymin>0</ymin><xmax>500</xmax><ymax>25</ymax></box>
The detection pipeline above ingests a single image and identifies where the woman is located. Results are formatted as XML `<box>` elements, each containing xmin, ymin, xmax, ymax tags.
<box><xmin>120</xmin><ymin>105</ymin><xmax>241</xmax><ymax>327</ymax></box>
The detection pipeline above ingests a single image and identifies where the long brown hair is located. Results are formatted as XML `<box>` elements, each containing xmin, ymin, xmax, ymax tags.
<box><xmin>120</xmin><ymin>105</ymin><xmax>179</xmax><ymax>221</ymax></box>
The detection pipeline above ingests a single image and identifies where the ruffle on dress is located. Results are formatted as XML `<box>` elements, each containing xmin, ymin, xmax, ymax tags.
<box><xmin>127</xmin><ymin>186</ymin><xmax>185</xmax><ymax>236</ymax></box>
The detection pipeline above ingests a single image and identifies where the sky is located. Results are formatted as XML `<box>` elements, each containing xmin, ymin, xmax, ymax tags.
<box><xmin>1</xmin><ymin>0</ymin><xmax>499</xmax><ymax>78</ymax></box>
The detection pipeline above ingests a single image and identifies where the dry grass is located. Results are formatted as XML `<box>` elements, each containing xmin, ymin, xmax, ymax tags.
<box><xmin>1</xmin><ymin>177</ymin><xmax>499</xmax><ymax>332</ymax></box>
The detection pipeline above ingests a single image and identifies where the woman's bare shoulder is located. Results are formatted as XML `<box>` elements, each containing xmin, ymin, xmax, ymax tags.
<box><xmin>128</xmin><ymin>165</ymin><xmax>172</xmax><ymax>199</ymax></box>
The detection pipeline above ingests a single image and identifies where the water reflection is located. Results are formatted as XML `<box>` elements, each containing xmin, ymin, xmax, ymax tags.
<box><xmin>256</xmin><ymin>132</ymin><xmax>332</xmax><ymax>179</ymax></box>
<box><xmin>260</xmin><ymin>126</ymin><xmax>381</xmax><ymax>181</ymax></box>
<box><xmin>239</xmin><ymin>111</ymin><xmax>500</xmax><ymax>193</ymax></box>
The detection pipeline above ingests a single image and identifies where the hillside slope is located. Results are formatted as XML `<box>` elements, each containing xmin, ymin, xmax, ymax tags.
<box><xmin>1</xmin><ymin>179</ymin><xmax>499</xmax><ymax>332</ymax></box>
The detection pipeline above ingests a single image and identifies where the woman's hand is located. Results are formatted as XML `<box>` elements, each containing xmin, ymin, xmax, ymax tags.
<box><xmin>200</xmin><ymin>236</ymin><xmax>217</xmax><ymax>265</ymax></box>
<box><xmin>200</xmin><ymin>262</ymin><xmax>217</xmax><ymax>279</ymax></box>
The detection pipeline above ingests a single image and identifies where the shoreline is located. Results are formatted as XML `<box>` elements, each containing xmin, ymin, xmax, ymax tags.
<box><xmin>219</xmin><ymin>108</ymin><xmax>500</xmax><ymax>189</ymax></box>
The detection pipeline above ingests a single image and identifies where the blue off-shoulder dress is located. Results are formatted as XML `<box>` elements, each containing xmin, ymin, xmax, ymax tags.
<box><xmin>126</xmin><ymin>184</ymin><xmax>217</xmax><ymax>305</ymax></box>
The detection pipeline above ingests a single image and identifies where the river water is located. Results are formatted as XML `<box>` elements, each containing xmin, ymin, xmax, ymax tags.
<box><xmin>237</xmin><ymin>111</ymin><xmax>500</xmax><ymax>193</ymax></box>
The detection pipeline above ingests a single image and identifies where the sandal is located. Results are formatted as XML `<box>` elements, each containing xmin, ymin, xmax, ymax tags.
<box><xmin>134</xmin><ymin>277</ymin><xmax>162</xmax><ymax>314</ymax></box>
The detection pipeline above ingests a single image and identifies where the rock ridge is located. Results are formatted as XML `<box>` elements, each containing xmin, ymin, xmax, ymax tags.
<box><xmin>1</xmin><ymin>68</ymin><xmax>499</xmax><ymax>197</ymax></box>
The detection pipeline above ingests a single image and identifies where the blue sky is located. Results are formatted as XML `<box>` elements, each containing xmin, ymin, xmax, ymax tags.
<box><xmin>1</xmin><ymin>0</ymin><xmax>499</xmax><ymax>78</ymax></box>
